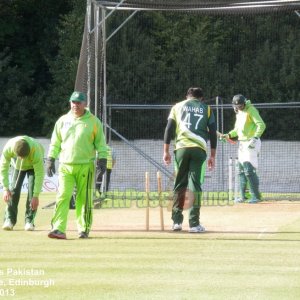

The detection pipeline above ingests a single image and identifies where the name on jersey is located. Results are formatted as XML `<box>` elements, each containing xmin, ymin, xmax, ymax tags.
<box><xmin>182</xmin><ymin>106</ymin><xmax>204</xmax><ymax>114</ymax></box>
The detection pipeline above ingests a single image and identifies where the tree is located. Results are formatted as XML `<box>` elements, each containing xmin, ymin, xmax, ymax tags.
<box><xmin>0</xmin><ymin>0</ymin><xmax>71</xmax><ymax>136</ymax></box>
<box><xmin>0</xmin><ymin>50</ymin><xmax>32</xmax><ymax>135</ymax></box>
<box><xmin>41</xmin><ymin>0</ymin><xmax>86</xmax><ymax>136</ymax></box>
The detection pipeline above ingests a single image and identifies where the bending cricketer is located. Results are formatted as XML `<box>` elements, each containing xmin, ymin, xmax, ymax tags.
<box><xmin>0</xmin><ymin>136</ymin><xmax>45</xmax><ymax>231</ymax></box>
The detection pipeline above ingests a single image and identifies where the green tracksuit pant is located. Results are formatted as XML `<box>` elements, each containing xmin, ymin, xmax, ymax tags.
<box><xmin>4</xmin><ymin>168</ymin><xmax>36</xmax><ymax>226</ymax></box>
<box><xmin>51</xmin><ymin>163</ymin><xmax>95</xmax><ymax>234</ymax></box>
<box><xmin>172</xmin><ymin>147</ymin><xmax>207</xmax><ymax>227</ymax></box>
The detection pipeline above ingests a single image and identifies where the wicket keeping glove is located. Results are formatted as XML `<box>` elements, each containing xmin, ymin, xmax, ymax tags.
<box><xmin>97</xmin><ymin>158</ymin><xmax>107</xmax><ymax>175</ymax></box>
<box><xmin>248</xmin><ymin>137</ymin><xmax>258</xmax><ymax>149</ymax></box>
<box><xmin>46</xmin><ymin>157</ymin><xmax>56</xmax><ymax>177</ymax></box>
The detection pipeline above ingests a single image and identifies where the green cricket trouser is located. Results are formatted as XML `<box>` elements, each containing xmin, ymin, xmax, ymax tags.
<box><xmin>4</xmin><ymin>168</ymin><xmax>36</xmax><ymax>225</ymax></box>
<box><xmin>51</xmin><ymin>163</ymin><xmax>95</xmax><ymax>234</ymax></box>
<box><xmin>172</xmin><ymin>147</ymin><xmax>207</xmax><ymax>227</ymax></box>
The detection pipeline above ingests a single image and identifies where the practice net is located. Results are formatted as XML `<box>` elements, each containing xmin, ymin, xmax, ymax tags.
<box><xmin>75</xmin><ymin>0</ymin><xmax>300</xmax><ymax>203</ymax></box>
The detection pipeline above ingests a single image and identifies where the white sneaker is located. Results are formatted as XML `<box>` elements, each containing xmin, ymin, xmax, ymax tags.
<box><xmin>172</xmin><ymin>223</ymin><xmax>182</xmax><ymax>231</ymax></box>
<box><xmin>2</xmin><ymin>220</ymin><xmax>14</xmax><ymax>231</ymax></box>
<box><xmin>24</xmin><ymin>223</ymin><xmax>35</xmax><ymax>231</ymax></box>
<box><xmin>234</xmin><ymin>198</ymin><xmax>246</xmax><ymax>203</ymax></box>
<box><xmin>189</xmin><ymin>224</ymin><xmax>205</xmax><ymax>233</ymax></box>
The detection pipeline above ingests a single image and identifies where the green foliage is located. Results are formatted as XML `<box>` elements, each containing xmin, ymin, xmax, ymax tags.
<box><xmin>106</xmin><ymin>11</ymin><xmax>300</xmax><ymax>105</ymax></box>
<box><xmin>107</xmin><ymin>12</ymin><xmax>233</xmax><ymax>103</ymax></box>
<box><xmin>0</xmin><ymin>0</ymin><xmax>71</xmax><ymax>136</ymax></box>
<box><xmin>0</xmin><ymin>3</ymin><xmax>299</xmax><ymax>139</ymax></box>
<box><xmin>0</xmin><ymin>50</ymin><xmax>32</xmax><ymax>135</ymax></box>
<box><xmin>106</xmin><ymin>11</ymin><xmax>300</xmax><ymax>139</ymax></box>
<box><xmin>41</xmin><ymin>0</ymin><xmax>86</xmax><ymax>136</ymax></box>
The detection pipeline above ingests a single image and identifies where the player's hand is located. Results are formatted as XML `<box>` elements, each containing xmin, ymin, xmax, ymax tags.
<box><xmin>208</xmin><ymin>156</ymin><xmax>215</xmax><ymax>171</ymax></box>
<box><xmin>3</xmin><ymin>190</ymin><xmax>12</xmax><ymax>203</ymax></box>
<box><xmin>248</xmin><ymin>137</ymin><xmax>258</xmax><ymax>149</ymax></box>
<box><xmin>98</xmin><ymin>158</ymin><xmax>107</xmax><ymax>174</ymax></box>
<box><xmin>46</xmin><ymin>157</ymin><xmax>56</xmax><ymax>177</ymax></box>
<box><xmin>163</xmin><ymin>152</ymin><xmax>171</xmax><ymax>166</ymax></box>
<box><xmin>31</xmin><ymin>197</ymin><xmax>39</xmax><ymax>210</ymax></box>
<box><xmin>219</xmin><ymin>134</ymin><xmax>229</xmax><ymax>143</ymax></box>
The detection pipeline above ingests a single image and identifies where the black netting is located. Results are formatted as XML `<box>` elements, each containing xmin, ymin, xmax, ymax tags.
<box><xmin>74</xmin><ymin>1</ymin><xmax>300</xmax><ymax>201</ymax></box>
<box><xmin>95</xmin><ymin>0</ymin><xmax>300</xmax><ymax>14</ymax></box>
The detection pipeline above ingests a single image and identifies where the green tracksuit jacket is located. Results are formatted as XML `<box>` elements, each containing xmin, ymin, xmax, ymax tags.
<box><xmin>229</xmin><ymin>100</ymin><xmax>266</xmax><ymax>140</ymax></box>
<box><xmin>0</xmin><ymin>136</ymin><xmax>45</xmax><ymax>197</ymax></box>
<box><xmin>48</xmin><ymin>109</ymin><xmax>107</xmax><ymax>162</ymax></box>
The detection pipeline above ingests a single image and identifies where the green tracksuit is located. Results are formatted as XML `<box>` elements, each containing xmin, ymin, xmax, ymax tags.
<box><xmin>48</xmin><ymin>109</ymin><xmax>107</xmax><ymax>234</ymax></box>
<box><xmin>0</xmin><ymin>136</ymin><xmax>45</xmax><ymax>225</ymax></box>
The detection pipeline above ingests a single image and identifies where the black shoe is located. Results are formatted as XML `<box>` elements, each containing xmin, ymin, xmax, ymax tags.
<box><xmin>79</xmin><ymin>232</ymin><xmax>89</xmax><ymax>239</ymax></box>
<box><xmin>48</xmin><ymin>230</ymin><xmax>66</xmax><ymax>239</ymax></box>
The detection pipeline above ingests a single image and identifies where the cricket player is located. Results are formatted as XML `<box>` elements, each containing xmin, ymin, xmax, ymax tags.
<box><xmin>96</xmin><ymin>145</ymin><xmax>116</xmax><ymax>195</ymax></box>
<box><xmin>222</xmin><ymin>94</ymin><xmax>266</xmax><ymax>203</ymax></box>
<box><xmin>0</xmin><ymin>136</ymin><xmax>45</xmax><ymax>231</ymax></box>
<box><xmin>46</xmin><ymin>91</ymin><xmax>107</xmax><ymax>239</ymax></box>
<box><xmin>163</xmin><ymin>87</ymin><xmax>217</xmax><ymax>233</ymax></box>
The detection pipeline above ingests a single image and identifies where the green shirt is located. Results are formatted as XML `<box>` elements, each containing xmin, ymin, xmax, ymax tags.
<box><xmin>48</xmin><ymin>109</ymin><xmax>107</xmax><ymax>164</ymax></box>
<box><xmin>0</xmin><ymin>136</ymin><xmax>45</xmax><ymax>197</ymax></box>
<box><xmin>229</xmin><ymin>100</ymin><xmax>266</xmax><ymax>141</ymax></box>
<box><xmin>168</xmin><ymin>98</ymin><xmax>215</xmax><ymax>152</ymax></box>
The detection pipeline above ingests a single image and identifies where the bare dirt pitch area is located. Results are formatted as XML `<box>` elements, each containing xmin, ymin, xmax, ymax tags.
<box><xmin>80</xmin><ymin>201</ymin><xmax>300</xmax><ymax>241</ymax></box>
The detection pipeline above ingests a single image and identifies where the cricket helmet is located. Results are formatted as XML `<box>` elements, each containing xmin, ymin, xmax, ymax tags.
<box><xmin>69</xmin><ymin>91</ymin><xmax>87</xmax><ymax>102</ymax></box>
<box><xmin>232</xmin><ymin>94</ymin><xmax>246</xmax><ymax>111</ymax></box>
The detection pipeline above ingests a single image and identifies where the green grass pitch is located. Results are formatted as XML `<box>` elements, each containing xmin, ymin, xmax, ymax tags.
<box><xmin>0</xmin><ymin>193</ymin><xmax>300</xmax><ymax>299</ymax></box>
